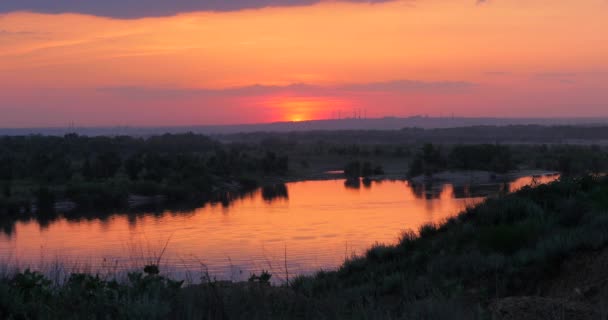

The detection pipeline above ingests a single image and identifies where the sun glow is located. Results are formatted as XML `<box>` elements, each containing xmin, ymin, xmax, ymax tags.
<box><xmin>265</xmin><ymin>96</ymin><xmax>352</xmax><ymax>122</ymax></box>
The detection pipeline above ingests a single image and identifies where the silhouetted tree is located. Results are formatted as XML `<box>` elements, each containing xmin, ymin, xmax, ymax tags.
<box><xmin>261</xmin><ymin>152</ymin><xmax>288</xmax><ymax>174</ymax></box>
<box><xmin>344</xmin><ymin>161</ymin><xmax>361</xmax><ymax>178</ymax></box>
<box><xmin>374</xmin><ymin>165</ymin><xmax>385</xmax><ymax>175</ymax></box>
<box><xmin>558</xmin><ymin>155</ymin><xmax>573</xmax><ymax>177</ymax></box>
<box><xmin>0</xmin><ymin>155</ymin><xmax>13</xmax><ymax>181</ymax></box>
<box><xmin>361</xmin><ymin>162</ymin><xmax>374</xmax><ymax>178</ymax></box>
<box><xmin>82</xmin><ymin>157</ymin><xmax>94</xmax><ymax>180</ymax></box>
<box><xmin>94</xmin><ymin>152</ymin><xmax>122</xmax><ymax>179</ymax></box>
<box><xmin>35</xmin><ymin>186</ymin><xmax>55</xmax><ymax>213</ymax></box>
<box><xmin>2</xmin><ymin>183</ymin><xmax>10</xmax><ymax>198</ymax></box>
<box><xmin>125</xmin><ymin>154</ymin><xmax>144</xmax><ymax>180</ymax></box>
<box><xmin>449</xmin><ymin>144</ymin><xmax>514</xmax><ymax>173</ymax></box>
<box><xmin>409</xmin><ymin>144</ymin><xmax>445</xmax><ymax>177</ymax></box>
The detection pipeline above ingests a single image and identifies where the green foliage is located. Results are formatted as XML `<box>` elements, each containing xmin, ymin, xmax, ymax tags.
<box><xmin>419</xmin><ymin>222</ymin><xmax>439</xmax><ymax>238</ymax></box>
<box><xmin>2</xmin><ymin>182</ymin><xmax>10</xmax><ymax>198</ymax></box>
<box><xmin>449</xmin><ymin>144</ymin><xmax>514</xmax><ymax>173</ymax></box>
<box><xmin>11</xmin><ymin>269</ymin><xmax>52</xmax><ymax>301</ymax></box>
<box><xmin>35</xmin><ymin>186</ymin><xmax>55</xmax><ymax>212</ymax></box>
<box><xmin>409</xmin><ymin>143</ymin><xmax>446</xmax><ymax>177</ymax></box>
<box><xmin>477</xmin><ymin>223</ymin><xmax>540</xmax><ymax>255</ymax></box>
<box><xmin>0</xmin><ymin>134</ymin><xmax>291</xmax><ymax>215</ymax></box>
<box><xmin>125</xmin><ymin>153</ymin><xmax>144</xmax><ymax>180</ymax></box>
<box><xmin>409</xmin><ymin>143</ymin><xmax>516</xmax><ymax>177</ymax></box>
<box><xmin>0</xmin><ymin>266</ymin><xmax>184</xmax><ymax>319</ymax></box>
<box><xmin>261</xmin><ymin>152</ymin><xmax>289</xmax><ymax>175</ymax></box>
<box><xmin>532</xmin><ymin>145</ymin><xmax>608</xmax><ymax>176</ymax></box>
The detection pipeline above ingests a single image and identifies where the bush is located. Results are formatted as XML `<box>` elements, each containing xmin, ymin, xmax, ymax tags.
<box><xmin>477</xmin><ymin>223</ymin><xmax>540</xmax><ymax>255</ymax></box>
<box><xmin>366</xmin><ymin>243</ymin><xmax>398</xmax><ymax>262</ymax></box>
<box><xmin>462</xmin><ymin>197</ymin><xmax>544</xmax><ymax>226</ymax></box>
<box><xmin>419</xmin><ymin>223</ymin><xmax>439</xmax><ymax>238</ymax></box>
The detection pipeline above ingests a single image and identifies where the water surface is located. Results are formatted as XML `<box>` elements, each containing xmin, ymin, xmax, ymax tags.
<box><xmin>0</xmin><ymin>174</ymin><xmax>558</xmax><ymax>281</ymax></box>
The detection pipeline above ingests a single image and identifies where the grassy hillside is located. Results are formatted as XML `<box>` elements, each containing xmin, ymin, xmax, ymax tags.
<box><xmin>1</xmin><ymin>175</ymin><xmax>608</xmax><ymax>319</ymax></box>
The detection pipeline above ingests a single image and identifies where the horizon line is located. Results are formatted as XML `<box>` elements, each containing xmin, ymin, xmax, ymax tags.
<box><xmin>2</xmin><ymin>115</ymin><xmax>608</xmax><ymax>130</ymax></box>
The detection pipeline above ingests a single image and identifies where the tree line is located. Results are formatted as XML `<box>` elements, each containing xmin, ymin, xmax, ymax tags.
<box><xmin>0</xmin><ymin>133</ymin><xmax>289</xmax><ymax>215</ymax></box>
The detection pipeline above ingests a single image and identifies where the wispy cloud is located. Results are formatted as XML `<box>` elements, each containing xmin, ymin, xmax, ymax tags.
<box><xmin>0</xmin><ymin>29</ymin><xmax>40</xmax><ymax>36</ymax></box>
<box><xmin>484</xmin><ymin>71</ymin><xmax>510</xmax><ymax>76</ymax></box>
<box><xmin>98</xmin><ymin>80</ymin><xmax>476</xmax><ymax>99</ymax></box>
<box><xmin>337</xmin><ymin>80</ymin><xmax>475</xmax><ymax>92</ymax></box>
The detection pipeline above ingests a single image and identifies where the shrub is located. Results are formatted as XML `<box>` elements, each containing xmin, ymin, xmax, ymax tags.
<box><xmin>419</xmin><ymin>223</ymin><xmax>439</xmax><ymax>238</ymax></box>
<box><xmin>477</xmin><ymin>223</ymin><xmax>540</xmax><ymax>255</ymax></box>
<box><xmin>366</xmin><ymin>244</ymin><xmax>398</xmax><ymax>262</ymax></box>
<box><xmin>248</xmin><ymin>271</ymin><xmax>272</xmax><ymax>285</ymax></box>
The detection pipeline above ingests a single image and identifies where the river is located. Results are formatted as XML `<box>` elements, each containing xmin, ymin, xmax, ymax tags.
<box><xmin>0</xmin><ymin>173</ymin><xmax>559</xmax><ymax>282</ymax></box>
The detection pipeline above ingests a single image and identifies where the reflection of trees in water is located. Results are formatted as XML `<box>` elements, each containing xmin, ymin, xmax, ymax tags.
<box><xmin>0</xmin><ymin>219</ymin><xmax>15</xmax><ymax>236</ymax></box>
<box><xmin>411</xmin><ymin>183</ymin><xmax>445</xmax><ymax>200</ymax></box>
<box><xmin>344</xmin><ymin>178</ymin><xmax>377</xmax><ymax>190</ymax></box>
<box><xmin>0</xmin><ymin>174</ymin><xmax>556</xmax><ymax>238</ymax></box>
<box><xmin>362</xmin><ymin>178</ymin><xmax>372</xmax><ymax>189</ymax></box>
<box><xmin>261</xmin><ymin>184</ymin><xmax>289</xmax><ymax>203</ymax></box>
<box><xmin>0</xmin><ymin>187</ymin><xmax>268</xmax><ymax>238</ymax></box>
<box><xmin>344</xmin><ymin>178</ymin><xmax>361</xmax><ymax>189</ymax></box>
<box><xmin>410</xmin><ymin>182</ymin><xmax>509</xmax><ymax>200</ymax></box>
<box><xmin>36</xmin><ymin>210</ymin><xmax>59</xmax><ymax>232</ymax></box>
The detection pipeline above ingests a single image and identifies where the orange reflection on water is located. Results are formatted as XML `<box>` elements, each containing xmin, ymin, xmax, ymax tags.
<box><xmin>0</xmin><ymin>178</ymin><xmax>545</xmax><ymax>280</ymax></box>
<box><xmin>508</xmin><ymin>173</ymin><xmax>560</xmax><ymax>193</ymax></box>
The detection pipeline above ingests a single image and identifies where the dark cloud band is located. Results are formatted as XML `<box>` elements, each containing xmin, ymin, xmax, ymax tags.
<box><xmin>0</xmin><ymin>0</ymin><xmax>394</xmax><ymax>19</ymax></box>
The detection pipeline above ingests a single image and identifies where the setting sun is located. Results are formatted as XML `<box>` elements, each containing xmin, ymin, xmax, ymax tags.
<box><xmin>264</xmin><ymin>96</ymin><xmax>350</xmax><ymax>122</ymax></box>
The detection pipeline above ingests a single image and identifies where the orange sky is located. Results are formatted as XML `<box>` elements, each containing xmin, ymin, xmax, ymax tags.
<box><xmin>0</xmin><ymin>0</ymin><xmax>607</xmax><ymax>126</ymax></box>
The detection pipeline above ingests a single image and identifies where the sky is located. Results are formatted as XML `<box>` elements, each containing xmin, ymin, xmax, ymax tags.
<box><xmin>0</xmin><ymin>0</ymin><xmax>607</xmax><ymax>127</ymax></box>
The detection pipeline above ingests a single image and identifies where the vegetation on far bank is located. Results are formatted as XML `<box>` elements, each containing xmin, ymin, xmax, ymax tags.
<box><xmin>1</xmin><ymin>175</ymin><xmax>608</xmax><ymax>319</ymax></box>
<box><xmin>407</xmin><ymin>143</ymin><xmax>607</xmax><ymax>178</ymax></box>
<box><xmin>0</xmin><ymin>133</ymin><xmax>289</xmax><ymax>216</ymax></box>
<box><xmin>2</xmin><ymin>132</ymin><xmax>607</xmax><ymax>218</ymax></box>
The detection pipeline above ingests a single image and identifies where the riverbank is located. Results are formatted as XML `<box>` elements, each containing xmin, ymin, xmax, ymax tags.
<box><xmin>1</xmin><ymin>168</ymin><xmax>557</xmax><ymax>218</ymax></box>
<box><xmin>409</xmin><ymin>169</ymin><xmax>555</xmax><ymax>184</ymax></box>
<box><xmin>1</xmin><ymin>175</ymin><xmax>607</xmax><ymax>319</ymax></box>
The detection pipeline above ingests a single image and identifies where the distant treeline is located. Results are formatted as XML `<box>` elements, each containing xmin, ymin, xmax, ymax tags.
<box><xmin>218</xmin><ymin>125</ymin><xmax>608</xmax><ymax>145</ymax></box>
<box><xmin>1</xmin><ymin>130</ymin><xmax>607</xmax><ymax>217</ymax></box>
<box><xmin>0</xmin><ymin>133</ymin><xmax>289</xmax><ymax>215</ymax></box>
<box><xmin>408</xmin><ymin>144</ymin><xmax>515</xmax><ymax>176</ymax></box>
<box><xmin>408</xmin><ymin>143</ymin><xmax>607</xmax><ymax>177</ymax></box>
